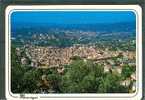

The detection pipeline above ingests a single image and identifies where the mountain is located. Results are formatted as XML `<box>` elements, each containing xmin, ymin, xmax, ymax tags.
<box><xmin>11</xmin><ymin>21</ymin><xmax>136</xmax><ymax>48</ymax></box>
<box><xmin>11</xmin><ymin>21</ymin><xmax>135</xmax><ymax>36</ymax></box>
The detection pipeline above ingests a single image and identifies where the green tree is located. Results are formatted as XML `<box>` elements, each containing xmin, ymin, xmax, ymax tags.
<box><xmin>60</xmin><ymin>59</ymin><xmax>104</xmax><ymax>93</ymax></box>
<box><xmin>121</xmin><ymin>64</ymin><xmax>135</xmax><ymax>79</ymax></box>
<box><xmin>11</xmin><ymin>46</ymin><xmax>25</xmax><ymax>93</ymax></box>
<box><xmin>98</xmin><ymin>73</ymin><xmax>128</xmax><ymax>93</ymax></box>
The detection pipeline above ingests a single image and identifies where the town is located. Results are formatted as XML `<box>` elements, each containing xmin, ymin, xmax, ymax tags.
<box><xmin>17</xmin><ymin>44</ymin><xmax>135</xmax><ymax>68</ymax></box>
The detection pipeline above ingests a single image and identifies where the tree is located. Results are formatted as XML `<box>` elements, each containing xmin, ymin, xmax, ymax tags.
<box><xmin>11</xmin><ymin>46</ymin><xmax>25</xmax><ymax>93</ymax></box>
<box><xmin>60</xmin><ymin>59</ymin><xmax>104</xmax><ymax>93</ymax></box>
<box><xmin>98</xmin><ymin>73</ymin><xmax>128</xmax><ymax>93</ymax></box>
<box><xmin>121</xmin><ymin>64</ymin><xmax>135</xmax><ymax>79</ymax></box>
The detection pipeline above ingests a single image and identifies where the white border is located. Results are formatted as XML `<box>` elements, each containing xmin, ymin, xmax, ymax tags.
<box><xmin>5</xmin><ymin>5</ymin><xmax>142</xmax><ymax>100</ymax></box>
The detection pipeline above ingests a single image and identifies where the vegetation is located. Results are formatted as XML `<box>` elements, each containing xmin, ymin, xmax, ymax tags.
<box><xmin>121</xmin><ymin>64</ymin><xmax>136</xmax><ymax>79</ymax></box>
<box><xmin>11</xmin><ymin>46</ymin><xmax>135</xmax><ymax>93</ymax></box>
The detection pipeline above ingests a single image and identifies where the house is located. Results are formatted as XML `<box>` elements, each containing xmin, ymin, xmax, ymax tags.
<box><xmin>21</xmin><ymin>57</ymin><xmax>27</xmax><ymax>65</ymax></box>
<box><xmin>120</xmin><ymin>79</ymin><xmax>131</xmax><ymax>87</ymax></box>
